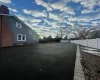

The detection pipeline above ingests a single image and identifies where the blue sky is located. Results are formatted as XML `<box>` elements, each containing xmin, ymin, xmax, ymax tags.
<box><xmin>0</xmin><ymin>0</ymin><xmax>100</xmax><ymax>38</ymax></box>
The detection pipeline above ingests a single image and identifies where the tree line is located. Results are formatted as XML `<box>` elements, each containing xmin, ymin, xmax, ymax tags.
<box><xmin>39</xmin><ymin>25</ymin><xmax>100</xmax><ymax>43</ymax></box>
<box><xmin>39</xmin><ymin>36</ymin><xmax>62</xmax><ymax>43</ymax></box>
<box><xmin>57</xmin><ymin>25</ymin><xmax>100</xmax><ymax>40</ymax></box>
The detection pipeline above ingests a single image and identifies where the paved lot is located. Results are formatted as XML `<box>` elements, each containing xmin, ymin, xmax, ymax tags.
<box><xmin>0</xmin><ymin>43</ymin><xmax>77</xmax><ymax>80</ymax></box>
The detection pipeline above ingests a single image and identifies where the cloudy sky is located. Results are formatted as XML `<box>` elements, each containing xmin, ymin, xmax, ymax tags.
<box><xmin>0</xmin><ymin>0</ymin><xmax>100</xmax><ymax>38</ymax></box>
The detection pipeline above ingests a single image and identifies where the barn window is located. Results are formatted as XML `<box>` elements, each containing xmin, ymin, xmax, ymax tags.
<box><xmin>29</xmin><ymin>30</ymin><xmax>32</xmax><ymax>34</ymax></box>
<box><xmin>16</xmin><ymin>22</ymin><xmax>22</xmax><ymax>28</ymax></box>
<box><xmin>22</xmin><ymin>35</ymin><xmax>26</xmax><ymax>41</ymax></box>
<box><xmin>17</xmin><ymin>34</ymin><xmax>22</xmax><ymax>41</ymax></box>
<box><xmin>17</xmin><ymin>34</ymin><xmax>26</xmax><ymax>41</ymax></box>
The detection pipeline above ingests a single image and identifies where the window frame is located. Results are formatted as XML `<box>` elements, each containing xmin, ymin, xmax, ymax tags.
<box><xmin>17</xmin><ymin>34</ymin><xmax>26</xmax><ymax>41</ymax></box>
<box><xmin>17</xmin><ymin>34</ymin><xmax>22</xmax><ymax>41</ymax></box>
<box><xmin>22</xmin><ymin>35</ymin><xmax>26</xmax><ymax>41</ymax></box>
<box><xmin>16</xmin><ymin>22</ymin><xmax>22</xmax><ymax>28</ymax></box>
<box><xmin>29</xmin><ymin>30</ymin><xmax>32</xmax><ymax>34</ymax></box>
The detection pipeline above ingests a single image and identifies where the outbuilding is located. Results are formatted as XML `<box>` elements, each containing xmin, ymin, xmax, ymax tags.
<box><xmin>0</xmin><ymin>5</ymin><xmax>39</xmax><ymax>47</ymax></box>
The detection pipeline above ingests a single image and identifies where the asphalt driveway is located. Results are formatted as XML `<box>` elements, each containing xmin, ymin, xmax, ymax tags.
<box><xmin>0</xmin><ymin>43</ymin><xmax>77</xmax><ymax>80</ymax></box>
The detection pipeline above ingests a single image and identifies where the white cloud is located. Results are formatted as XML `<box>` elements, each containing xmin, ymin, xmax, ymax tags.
<box><xmin>0</xmin><ymin>0</ymin><xmax>11</xmax><ymax>4</ymax></box>
<box><xmin>67</xmin><ymin>21</ymin><xmax>75</xmax><ymax>27</ymax></box>
<box><xmin>68</xmin><ymin>16</ymin><xmax>88</xmax><ymax>22</ymax></box>
<box><xmin>16</xmin><ymin>14</ymin><xmax>58</xmax><ymax>38</ymax></box>
<box><xmin>8</xmin><ymin>7</ymin><xmax>18</xmax><ymax>12</ymax></box>
<box><xmin>50</xmin><ymin>2</ymin><xmax>64</xmax><ymax>10</ymax></box>
<box><xmin>92</xmin><ymin>23</ymin><xmax>98</xmax><ymax>26</ymax></box>
<box><xmin>14</xmin><ymin>0</ymin><xmax>100</xmax><ymax>38</ymax></box>
<box><xmin>72</xmin><ymin>0</ymin><xmax>100</xmax><ymax>10</ymax></box>
<box><xmin>59</xmin><ymin>13</ymin><xmax>70</xmax><ymax>22</ymax></box>
<box><xmin>35</xmin><ymin>0</ymin><xmax>52</xmax><ymax>11</ymax></box>
<box><xmin>50</xmin><ymin>1</ymin><xmax>75</xmax><ymax>15</ymax></box>
<box><xmin>81</xmin><ymin>0</ymin><xmax>100</xmax><ymax>10</ymax></box>
<box><xmin>81</xmin><ymin>9</ymin><xmax>100</xmax><ymax>14</ymax></box>
<box><xmin>68</xmin><ymin>13</ymin><xmax>100</xmax><ymax>22</ymax></box>
<box><xmin>23</xmin><ymin>9</ymin><xmax>47</xmax><ymax>17</ymax></box>
<box><xmin>16</xmin><ymin>14</ymin><xmax>42</xmax><ymax>27</ymax></box>
<box><xmin>49</xmin><ymin>12</ymin><xmax>61</xmax><ymax>21</ymax></box>
<box><xmin>92</xmin><ymin>20</ymin><xmax>100</xmax><ymax>24</ymax></box>
<box><xmin>30</xmin><ymin>19</ymin><xmax>41</xmax><ymax>23</ymax></box>
<box><xmin>35</xmin><ymin>0</ymin><xmax>75</xmax><ymax>15</ymax></box>
<box><xmin>51</xmin><ymin>22</ymin><xmax>61</xmax><ymax>28</ymax></box>
<box><xmin>23</xmin><ymin>9</ymin><xmax>31</xmax><ymax>14</ymax></box>
<box><xmin>35</xmin><ymin>24</ymin><xmax>57</xmax><ymax>38</ymax></box>
<box><xmin>16</xmin><ymin>14</ymin><xmax>28</xmax><ymax>21</ymax></box>
<box><xmin>43</xmin><ymin>19</ymin><xmax>51</xmax><ymax>25</ymax></box>
<box><xmin>78</xmin><ymin>22</ymin><xmax>90</xmax><ymax>26</ymax></box>
<box><xmin>63</xmin><ymin>0</ymin><xmax>71</xmax><ymax>3</ymax></box>
<box><xmin>72</xmin><ymin>0</ymin><xmax>81</xmax><ymax>3</ymax></box>
<box><xmin>62</xmin><ymin>7</ymin><xmax>75</xmax><ymax>15</ymax></box>
<box><xmin>91</xmin><ymin>20</ymin><xmax>100</xmax><ymax>26</ymax></box>
<box><xmin>81</xmin><ymin>9</ymin><xmax>93</xmax><ymax>14</ymax></box>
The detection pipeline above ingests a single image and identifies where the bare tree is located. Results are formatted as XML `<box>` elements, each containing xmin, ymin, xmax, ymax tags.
<box><xmin>56</xmin><ymin>27</ymin><xmax>65</xmax><ymax>38</ymax></box>
<box><xmin>65</xmin><ymin>27</ymin><xmax>71</xmax><ymax>39</ymax></box>
<box><xmin>89</xmin><ymin>25</ymin><xmax>100</xmax><ymax>38</ymax></box>
<box><xmin>56</xmin><ymin>27</ymin><xmax>71</xmax><ymax>39</ymax></box>
<box><xmin>73</xmin><ymin>25</ymin><xmax>97</xmax><ymax>39</ymax></box>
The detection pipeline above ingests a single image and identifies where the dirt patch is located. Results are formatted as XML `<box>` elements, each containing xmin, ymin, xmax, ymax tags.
<box><xmin>80</xmin><ymin>46</ymin><xmax>100</xmax><ymax>80</ymax></box>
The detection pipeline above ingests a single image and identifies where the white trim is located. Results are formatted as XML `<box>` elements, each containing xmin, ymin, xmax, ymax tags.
<box><xmin>17</xmin><ymin>34</ymin><xmax>22</xmax><ymax>41</ymax></box>
<box><xmin>22</xmin><ymin>35</ymin><xmax>26</xmax><ymax>41</ymax></box>
<box><xmin>16</xmin><ymin>22</ymin><xmax>22</xmax><ymax>28</ymax></box>
<box><xmin>17</xmin><ymin>34</ymin><xmax>26</xmax><ymax>41</ymax></box>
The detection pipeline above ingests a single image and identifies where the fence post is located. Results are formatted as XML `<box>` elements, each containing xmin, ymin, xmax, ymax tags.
<box><xmin>87</xmin><ymin>39</ymin><xmax>88</xmax><ymax>47</ymax></box>
<box><xmin>97</xmin><ymin>38</ymin><xmax>99</xmax><ymax>56</ymax></box>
